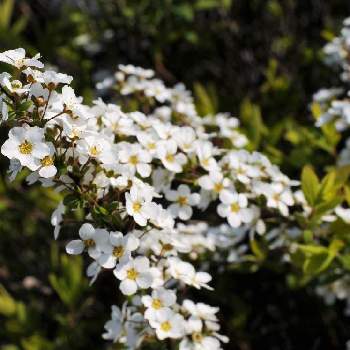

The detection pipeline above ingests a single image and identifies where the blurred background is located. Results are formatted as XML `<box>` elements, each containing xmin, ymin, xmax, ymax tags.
<box><xmin>1</xmin><ymin>0</ymin><xmax>350</xmax><ymax>349</ymax></box>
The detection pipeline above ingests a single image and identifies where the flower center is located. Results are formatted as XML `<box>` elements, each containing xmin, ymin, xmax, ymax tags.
<box><xmin>230</xmin><ymin>203</ymin><xmax>240</xmax><ymax>213</ymax></box>
<box><xmin>213</xmin><ymin>182</ymin><xmax>224</xmax><ymax>193</ymax></box>
<box><xmin>19</xmin><ymin>140</ymin><xmax>33</xmax><ymax>154</ymax></box>
<box><xmin>89</xmin><ymin>146</ymin><xmax>100</xmax><ymax>156</ymax></box>
<box><xmin>112</xmin><ymin>122</ymin><xmax>120</xmax><ymax>131</ymax></box>
<box><xmin>177</xmin><ymin>196</ymin><xmax>188</xmax><ymax>206</ymax></box>
<box><xmin>273</xmin><ymin>193</ymin><xmax>281</xmax><ymax>201</ymax></box>
<box><xmin>84</xmin><ymin>239</ymin><xmax>95</xmax><ymax>248</ymax></box>
<box><xmin>126</xmin><ymin>268</ymin><xmax>139</xmax><ymax>280</ymax></box>
<box><xmin>11</xmin><ymin>80</ymin><xmax>22</xmax><ymax>89</ymax></box>
<box><xmin>132</xmin><ymin>201</ymin><xmax>142</xmax><ymax>213</ymax></box>
<box><xmin>192</xmin><ymin>332</ymin><xmax>203</xmax><ymax>343</ymax></box>
<box><xmin>113</xmin><ymin>246</ymin><xmax>124</xmax><ymax>258</ymax></box>
<box><xmin>15</xmin><ymin>58</ymin><xmax>26</xmax><ymax>68</ymax></box>
<box><xmin>148</xmin><ymin>142</ymin><xmax>156</xmax><ymax>150</ymax></box>
<box><xmin>129</xmin><ymin>155</ymin><xmax>139</xmax><ymax>165</ymax></box>
<box><xmin>41</xmin><ymin>156</ymin><xmax>54</xmax><ymax>167</ymax></box>
<box><xmin>165</xmin><ymin>153</ymin><xmax>174</xmax><ymax>163</ymax></box>
<box><xmin>202</xmin><ymin>158</ymin><xmax>210</xmax><ymax>167</ymax></box>
<box><xmin>152</xmin><ymin>298</ymin><xmax>163</xmax><ymax>310</ymax></box>
<box><xmin>162</xmin><ymin>243</ymin><xmax>173</xmax><ymax>251</ymax></box>
<box><xmin>160</xmin><ymin>321</ymin><xmax>172</xmax><ymax>332</ymax></box>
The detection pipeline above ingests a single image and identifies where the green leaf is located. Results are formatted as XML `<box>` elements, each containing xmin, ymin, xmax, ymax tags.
<box><xmin>301</xmin><ymin>165</ymin><xmax>319</xmax><ymax>206</ymax></box>
<box><xmin>250</xmin><ymin>238</ymin><xmax>268</xmax><ymax>261</ymax></box>
<box><xmin>193</xmin><ymin>82</ymin><xmax>217</xmax><ymax>116</ymax></box>
<box><xmin>0</xmin><ymin>285</ymin><xmax>17</xmax><ymax>316</ymax></box>
<box><xmin>195</xmin><ymin>0</ymin><xmax>231</xmax><ymax>10</ymax></box>
<box><xmin>339</xmin><ymin>254</ymin><xmax>350</xmax><ymax>270</ymax></box>
<box><xmin>0</xmin><ymin>0</ymin><xmax>14</xmax><ymax>30</ymax></box>
<box><xmin>317</xmin><ymin>171</ymin><xmax>336</xmax><ymax>202</ymax></box>
<box><xmin>173</xmin><ymin>4</ymin><xmax>194</xmax><ymax>21</ymax></box>
<box><xmin>240</xmin><ymin>99</ymin><xmax>267</xmax><ymax>149</ymax></box>
<box><xmin>303</xmin><ymin>252</ymin><xmax>329</xmax><ymax>275</ymax></box>
<box><xmin>313</xmin><ymin>196</ymin><xmax>342</xmax><ymax>218</ymax></box>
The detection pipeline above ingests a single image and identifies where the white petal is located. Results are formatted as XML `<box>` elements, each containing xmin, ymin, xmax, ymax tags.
<box><xmin>136</xmin><ymin>273</ymin><xmax>153</xmax><ymax>289</ymax></box>
<box><xmin>99</xmin><ymin>253</ymin><xmax>117</xmax><ymax>269</ymax></box>
<box><xmin>120</xmin><ymin>279</ymin><xmax>137</xmax><ymax>295</ymax></box>
<box><xmin>66</xmin><ymin>240</ymin><xmax>84</xmax><ymax>255</ymax></box>
<box><xmin>79</xmin><ymin>223</ymin><xmax>95</xmax><ymax>239</ymax></box>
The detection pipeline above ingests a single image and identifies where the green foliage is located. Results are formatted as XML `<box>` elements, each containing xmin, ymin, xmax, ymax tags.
<box><xmin>1</xmin><ymin>0</ymin><xmax>350</xmax><ymax>349</ymax></box>
<box><xmin>49</xmin><ymin>253</ymin><xmax>88</xmax><ymax>308</ymax></box>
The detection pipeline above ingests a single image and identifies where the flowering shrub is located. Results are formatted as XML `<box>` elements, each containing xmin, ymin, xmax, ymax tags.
<box><xmin>2</xmin><ymin>39</ymin><xmax>350</xmax><ymax>349</ymax></box>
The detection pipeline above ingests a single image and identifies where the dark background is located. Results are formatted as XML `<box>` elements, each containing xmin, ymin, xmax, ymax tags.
<box><xmin>1</xmin><ymin>1</ymin><xmax>350</xmax><ymax>349</ymax></box>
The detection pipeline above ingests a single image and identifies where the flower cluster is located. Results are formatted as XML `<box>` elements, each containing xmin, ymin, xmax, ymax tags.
<box><xmin>307</xmin><ymin>17</ymin><xmax>350</xmax><ymax>325</ymax></box>
<box><xmin>311</xmin><ymin>17</ymin><xmax>350</xmax><ymax>167</ymax></box>
<box><xmin>323</xmin><ymin>17</ymin><xmax>350</xmax><ymax>82</ymax></box>
<box><xmin>0</xmin><ymin>48</ymin><xmax>301</xmax><ymax>348</ymax></box>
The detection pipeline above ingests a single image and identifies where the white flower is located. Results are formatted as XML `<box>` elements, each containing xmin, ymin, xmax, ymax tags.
<box><xmin>182</xmin><ymin>300</ymin><xmax>218</xmax><ymax>323</ymax></box>
<box><xmin>113</xmin><ymin>256</ymin><xmax>153</xmax><ymax>295</ymax></box>
<box><xmin>1</xmin><ymin>125</ymin><xmax>50</xmax><ymax>171</ymax></box>
<box><xmin>145</xmin><ymin>202</ymin><xmax>175</xmax><ymax>229</ymax></box>
<box><xmin>179</xmin><ymin>335</ymin><xmax>222</xmax><ymax>350</ymax></box>
<box><xmin>197</xmin><ymin>171</ymin><xmax>232</xmax><ymax>197</ymax></box>
<box><xmin>165</xmin><ymin>185</ymin><xmax>200</xmax><ymax>220</ymax></box>
<box><xmin>137</xmin><ymin>131</ymin><xmax>159</xmax><ymax>155</ymax></box>
<box><xmin>0</xmin><ymin>48</ymin><xmax>43</xmax><ymax>69</ymax></box>
<box><xmin>98</xmin><ymin>232</ymin><xmax>139</xmax><ymax>268</ymax></box>
<box><xmin>38</xmin><ymin>142</ymin><xmax>57</xmax><ymax>178</ymax></box>
<box><xmin>195</xmin><ymin>141</ymin><xmax>218</xmax><ymax>171</ymax></box>
<box><xmin>157</xmin><ymin>140</ymin><xmax>187</xmax><ymax>173</ymax></box>
<box><xmin>167</xmin><ymin>257</ymin><xmax>212</xmax><ymax>290</ymax></box>
<box><xmin>99</xmin><ymin>102</ymin><xmax>133</xmax><ymax>135</ymax></box>
<box><xmin>41</xmin><ymin>70</ymin><xmax>73</xmax><ymax>87</ymax></box>
<box><xmin>7</xmin><ymin>158</ymin><xmax>22</xmax><ymax>182</ymax></box>
<box><xmin>125</xmin><ymin>186</ymin><xmax>153</xmax><ymax>226</ymax></box>
<box><xmin>76</xmin><ymin>134</ymin><xmax>116</xmax><ymax>165</ymax></box>
<box><xmin>0</xmin><ymin>95</ymin><xmax>8</xmax><ymax>123</ymax></box>
<box><xmin>51</xmin><ymin>202</ymin><xmax>65</xmax><ymax>239</ymax></box>
<box><xmin>119</xmin><ymin>143</ymin><xmax>152</xmax><ymax>177</ymax></box>
<box><xmin>87</xmin><ymin>261</ymin><xmax>102</xmax><ymax>285</ymax></box>
<box><xmin>217</xmin><ymin>191</ymin><xmax>255</xmax><ymax>228</ymax></box>
<box><xmin>102</xmin><ymin>304</ymin><xmax>126</xmax><ymax>342</ymax></box>
<box><xmin>142</xmin><ymin>288</ymin><xmax>177</xmax><ymax>320</ymax></box>
<box><xmin>0</xmin><ymin>74</ymin><xmax>29</xmax><ymax>95</ymax></box>
<box><xmin>172</xmin><ymin>126</ymin><xmax>197</xmax><ymax>153</ymax></box>
<box><xmin>335</xmin><ymin>206</ymin><xmax>350</xmax><ymax>223</ymax></box>
<box><xmin>65</xmin><ymin>223</ymin><xmax>109</xmax><ymax>259</ymax></box>
<box><xmin>149</xmin><ymin>309</ymin><xmax>185</xmax><ymax>340</ymax></box>
<box><xmin>256</xmin><ymin>183</ymin><xmax>294</xmax><ymax>216</ymax></box>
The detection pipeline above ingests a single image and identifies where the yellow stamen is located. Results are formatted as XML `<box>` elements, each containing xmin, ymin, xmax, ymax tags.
<box><xmin>177</xmin><ymin>196</ymin><xmax>188</xmax><ymax>206</ymax></box>
<box><xmin>213</xmin><ymin>182</ymin><xmax>224</xmax><ymax>193</ymax></box>
<box><xmin>89</xmin><ymin>146</ymin><xmax>100</xmax><ymax>156</ymax></box>
<box><xmin>192</xmin><ymin>332</ymin><xmax>203</xmax><ymax>343</ymax></box>
<box><xmin>129</xmin><ymin>155</ymin><xmax>139</xmax><ymax>165</ymax></box>
<box><xmin>41</xmin><ymin>156</ymin><xmax>54</xmax><ymax>167</ymax></box>
<box><xmin>230</xmin><ymin>203</ymin><xmax>240</xmax><ymax>213</ymax></box>
<box><xmin>202</xmin><ymin>158</ymin><xmax>210</xmax><ymax>167</ymax></box>
<box><xmin>112</xmin><ymin>246</ymin><xmax>124</xmax><ymax>258</ymax></box>
<box><xmin>19</xmin><ymin>140</ymin><xmax>33</xmax><ymax>155</ymax></box>
<box><xmin>148</xmin><ymin>142</ymin><xmax>156</xmax><ymax>150</ymax></box>
<box><xmin>151</xmin><ymin>298</ymin><xmax>163</xmax><ymax>310</ymax></box>
<box><xmin>160</xmin><ymin>321</ymin><xmax>172</xmax><ymax>332</ymax></box>
<box><xmin>162</xmin><ymin>243</ymin><xmax>173</xmax><ymax>251</ymax></box>
<box><xmin>165</xmin><ymin>153</ymin><xmax>174</xmax><ymax>163</ymax></box>
<box><xmin>11</xmin><ymin>80</ymin><xmax>22</xmax><ymax>89</ymax></box>
<box><xmin>132</xmin><ymin>201</ymin><xmax>142</xmax><ymax>213</ymax></box>
<box><xmin>84</xmin><ymin>239</ymin><xmax>95</xmax><ymax>248</ymax></box>
<box><xmin>127</xmin><ymin>268</ymin><xmax>139</xmax><ymax>280</ymax></box>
